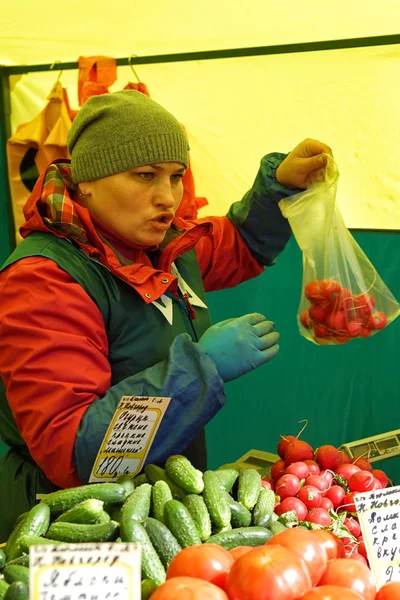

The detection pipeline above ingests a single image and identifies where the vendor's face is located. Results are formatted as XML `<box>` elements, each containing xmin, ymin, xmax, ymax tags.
<box><xmin>79</xmin><ymin>162</ymin><xmax>185</xmax><ymax>246</ymax></box>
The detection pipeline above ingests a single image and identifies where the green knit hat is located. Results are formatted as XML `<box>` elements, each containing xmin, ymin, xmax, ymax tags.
<box><xmin>67</xmin><ymin>90</ymin><xmax>189</xmax><ymax>182</ymax></box>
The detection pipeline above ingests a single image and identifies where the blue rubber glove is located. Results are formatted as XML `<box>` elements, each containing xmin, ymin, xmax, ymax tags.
<box><xmin>198</xmin><ymin>313</ymin><xmax>280</xmax><ymax>382</ymax></box>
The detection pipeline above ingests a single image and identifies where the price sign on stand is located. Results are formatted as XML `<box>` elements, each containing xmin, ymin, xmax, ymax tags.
<box><xmin>29</xmin><ymin>542</ymin><xmax>141</xmax><ymax>600</ymax></box>
<box><xmin>89</xmin><ymin>396</ymin><xmax>171</xmax><ymax>483</ymax></box>
<box><xmin>354</xmin><ymin>485</ymin><xmax>400</xmax><ymax>590</ymax></box>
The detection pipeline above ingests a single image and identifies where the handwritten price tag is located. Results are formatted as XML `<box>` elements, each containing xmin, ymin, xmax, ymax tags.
<box><xmin>29</xmin><ymin>542</ymin><xmax>141</xmax><ymax>600</ymax></box>
<box><xmin>89</xmin><ymin>396</ymin><xmax>171</xmax><ymax>482</ymax></box>
<box><xmin>354</xmin><ymin>485</ymin><xmax>400</xmax><ymax>590</ymax></box>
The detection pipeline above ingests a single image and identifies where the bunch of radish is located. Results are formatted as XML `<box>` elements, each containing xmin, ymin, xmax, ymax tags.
<box><xmin>262</xmin><ymin>434</ymin><xmax>391</xmax><ymax>566</ymax></box>
<box><xmin>300</xmin><ymin>279</ymin><xmax>388</xmax><ymax>345</ymax></box>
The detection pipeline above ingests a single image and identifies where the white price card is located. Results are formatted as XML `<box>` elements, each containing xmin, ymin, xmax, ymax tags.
<box><xmin>354</xmin><ymin>485</ymin><xmax>400</xmax><ymax>590</ymax></box>
<box><xmin>89</xmin><ymin>396</ymin><xmax>171</xmax><ymax>482</ymax></box>
<box><xmin>29</xmin><ymin>542</ymin><xmax>141</xmax><ymax>600</ymax></box>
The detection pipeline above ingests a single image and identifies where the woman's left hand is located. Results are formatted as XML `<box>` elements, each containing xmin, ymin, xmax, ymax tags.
<box><xmin>275</xmin><ymin>138</ymin><xmax>333</xmax><ymax>190</ymax></box>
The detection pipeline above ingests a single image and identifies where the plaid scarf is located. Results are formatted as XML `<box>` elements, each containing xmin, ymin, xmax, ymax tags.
<box><xmin>39</xmin><ymin>162</ymin><xmax>90</xmax><ymax>245</ymax></box>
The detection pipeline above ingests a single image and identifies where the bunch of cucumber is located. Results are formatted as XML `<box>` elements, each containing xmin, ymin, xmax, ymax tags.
<box><xmin>0</xmin><ymin>456</ymin><xmax>286</xmax><ymax>599</ymax></box>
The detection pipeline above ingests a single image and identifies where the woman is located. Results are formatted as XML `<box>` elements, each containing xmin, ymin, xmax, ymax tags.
<box><xmin>0</xmin><ymin>90</ymin><xmax>331</xmax><ymax>540</ymax></box>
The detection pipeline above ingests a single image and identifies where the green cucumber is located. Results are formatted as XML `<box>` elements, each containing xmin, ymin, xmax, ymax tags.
<box><xmin>5</xmin><ymin>503</ymin><xmax>50</xmax><ymax>561</ymax></box>
<box><xmin>205</xmin><ymin>526</ymin><xmax>273</xmax><ymax>550</ymax></box>
<box><xmin>17</xmin><ymin>536</ymin><xmax>67</xmax><ymax>555</ymax></box>
<box><xmin>183</xmin><ymin>495</ymin><xmax>212</xmax><ymax>541</ymax></box>
<box><xmin>46</xmin><ymin>520</ymin><xmax>118</xmax><ymax>543</ymax></box>
<box><xmin>237</xmin><ymin>469</ymin><xmax>261</xmax><ymax>511</ymax></box>
<box><xmin>144</xmin><ymin>517</ymin><xmax>182</xmax><ymax>569</ymax></box>
<box><xmin>202</xmin><ymin>471</ymin><xmax>231</xmax><ymax>528</ymax></box>
<box><xmin>163</xmin><ymin>500</ymin><xmax>201</xmax><ymax>548</ymax></box>
<box><xmin>119</xmin><ymin>520</ymin><xmax>165</xmax><ymax>586</ymax></box>
<box><xmin>223</xmin><ymin>493</ymin><xmax>252</xmax><ymax>528</ymax></box>
<box><xmin>152</xmin><ymin>481</ymin><xmax>173</xmax><ymax>524</ymax></box>
<box><xmin>116</xmin><ymin>474</ymin><xmax>135</xmax><ymax>497</ymax></box>
<box><xmin>3</xmin><ymin>582</ymin><xmax>28</xmax><ymax>600</ymax></box>
<box><xmin>0</xmin><ymin>548</ymin><xmax>6</xmax><ymax>569</ymax></box>
<box><xmin>144</xmin><ymin>465</ymin><xmax>186</xmax><ymax>500</ymax></box>
<box><xmin>40</xmin><ymin>483</ymin><xmax>126</xmax><ymax>513</ymax></box>
<box><xmin>165</xmin><ymin>455</ymin><xmax>204</xmax><ymax>494</ymax></box>
<box><xmin>216</xmin><ymin>467</ymin><xmax>240</xmax><ymax>493</ymax></box>
<box><xmin>212</xmin><ymin>523</ymin><xmax>232</xmax><ymax>535</ymax></box>
<box><xmin>132</xmin><ymin>473</ymin><xmax>148</xmax><ymax>487</ymax></box>
<box><xmin>95</xmin><ymin>510</ymin><xmax>111</xmax><ymax>524</ymax></box>
<box><xmin>3</xmin><ymin>565</ymin><xmax>29</xmax><ymax>587</ymax></box>
<box><xmin>120</xmin><ymin>483</ymin><xmax>152</xmax><ymax>523</ymax></box>
<box><xmin>252</xmin><ymin>488</ymin><xmax>276</xmax><ymax>527</ymax></box>
<box><xmin>141</xmin><ymin>579</ymin><xmax>158</xmax><ymax>600</ymax></box>
<box><xmin>0</xmin><ymin>580</ymin><xmax>10</xmax><ymax>600</ymax></box>
<box><xmin>54</xmin><ymin>498</ymin><xmax>105</xmax><ymax>524</ymax></box>
<box><xmin>2</xmin><ymin>556</ymin><xmax>29</xmax><ymax>569</ymax></box>
<box><xmin>269</xmin><ymin>520</ymin><xmax>287</xmax><ymax>535</ymax></box>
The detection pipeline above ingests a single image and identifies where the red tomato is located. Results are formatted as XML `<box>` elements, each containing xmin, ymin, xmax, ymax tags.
<box><xmin>318</xmin><ymin>558</ymin><xmax>377</xmax><ymax>600</ymax></box>
<box><xmin>309</xmin><ymin>529</ymin><xmax>346</xmax><ymax>560</ymax></box>
<box><xmin>151</xmin><ymin>577</ymin><xmax>229</xmax><ymax>600</ymax></box>
<box><xmin>301</xmin><ymin>585</ymin><xmax>364</xmax><ymax>599</ymax></box>
<box><xmin>267</xmin><ymin>527</ymin><xmax>327</xmax><ymax>586</ymax></box>
<box><xmin>166</xmin><ymin>544</ymin><xmax>234</xmax><ymax>590</ymax></box>
<box><xmin>225</xmin><ymin>544</ymin><xmax>312</xmax><ymax>600</ymax></box>
<box><xmin>229</xmin><ymin>546</ymin><xmax>253</xmax><ymax>561</ymax></box>
<box><xmin>376</xmin><ymin>581</ymin><xmax>400</xmax><ymax>599</ymax></box>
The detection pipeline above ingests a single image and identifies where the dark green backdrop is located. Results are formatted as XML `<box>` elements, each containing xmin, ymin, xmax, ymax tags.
<box><xmin>205</xmin><ymin>232</ymin><xmax>400</xmax><ymax>482</ymax></box>
<box><xmin>0</xmin><ymin>232</ymin><xmax>399</xmax><ymax>481</ymax></box>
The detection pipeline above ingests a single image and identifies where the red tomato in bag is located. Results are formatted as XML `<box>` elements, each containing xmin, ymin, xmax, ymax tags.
<box><xmin>152</xmin><ymin>577</ymin><xmax>229</xmax><ymax>600</ymax></box>
<box><xmin>225</xmin><ymin>544</ymin><xmax>312</xmax><ymax>600</ymax></box>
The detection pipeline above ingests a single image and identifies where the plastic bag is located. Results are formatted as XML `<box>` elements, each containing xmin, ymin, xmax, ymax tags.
<box><xmin>279</xmin><ymin>155</ymin><xmax>400</xmax><ymax>345</ymax></box>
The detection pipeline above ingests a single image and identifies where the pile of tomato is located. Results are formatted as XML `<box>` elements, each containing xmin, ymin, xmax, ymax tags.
<box><xmin>150</xmin><ymin>531</ymin><xmax>399</xmax><ymax>599</ymax></box>
<box><xmin>299</xmin><ymin>279</ymin><xmax>387</xmax><ymax>344</ymax></box>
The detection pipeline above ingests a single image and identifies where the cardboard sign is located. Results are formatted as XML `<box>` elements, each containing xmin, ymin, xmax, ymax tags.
<box><xmin>89</xmin><ymin>396</ymin><xmax>171</xmax><ymax>483</ymax></box>
<box><xmin>29</xmin><ymin>542</ymin><xmax>141</xmax><ymax>600</ymax></box>
<box><xmin>354</xmin><ymin>485</ymin><xmax>400</xmax><ymax>589</ymax></box>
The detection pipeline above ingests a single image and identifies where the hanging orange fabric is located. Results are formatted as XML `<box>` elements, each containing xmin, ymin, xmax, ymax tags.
<box><xmin>6</xmin><ymin>81</ymin><xmax>74</xmax><ymax>243</ymax></box>
<box><xmin>78</xmin><ymin>56</ymin><xmax>117</xmax><ymax>106</ymax></box>
<box><xmin>123</xmin><ymin>81</ymin><xmax>151</xmax><ymax>96</ymax></box>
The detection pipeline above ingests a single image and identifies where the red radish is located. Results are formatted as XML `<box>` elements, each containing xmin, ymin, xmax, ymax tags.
<box><xmin>325</xmin><ymin>311</ymin><xmax>347</xmax><ymax>331</ymax></box>
<box><xmin>275</xmin><ymin>474</ymin><xmax>301</xmax><ymax>499</ymax></box>
<box><xmin>307</xmin><ymin>507</ymin><xmax>332</xmax><ymax>527</ymax></box>
<box><xmin>278</xmin><ymin>497</ymin><xmax>308</xmax><ymax>521</ymax></box>
<box><xmin>334</xmin><ymin>463</ymin><xmax>361</xmax><ymax>481</ymax></box>
<box><xmin>357</xmin><ymin>537</ymin><xmax>368</xmax><ymax>561</ymax></box>
<box><xmin>300</xmin><ymin>310</ymin><xmax>312</xmax><ymax>329</ymax></box>
<box><xmin>315</xmin><ymin>445</ymin><xmax>341</xmax><ymax>470</ymax></box>
<box><xmin>314</xmin><ymin>324</ymin><xmax>329</xmax><ymax>338</ymax></box>
<box><xmin>319</xmin><ymin>279</ymin><xmax>342</xmax><ymax>301</ymax></box>
<box><xmin>277</xmin><ymin>435</ymin><xmax>296</xmax><ymax>459</ymax></box>
<box><xmin>309</xmin><ymin>303</ymin><xmax>330</xmax><ymax>323</ymax></box>
<box><xmin>373</xmin><ymin>477</ymin><xmax>383</xmax><ymax>490</ymax></box>
<box><xmin>304</xmin><ymin>460</ymin><xmax>321</xmax><ymax>476</ymax></box>
<box><xmin>344</xmin><ymin>517</ymin><xmax>361</xmax><ymax>538</ymax></box>
<box><xmin>320</xmin><ymin>469</ymin><xmax>334</xmax><ymax>485</ymax></box>
<box><xmin>339</xmin><ymin>492</ymin><xmax>357</xmax><ymax>513</ymax></box>
<box><xmin>359</xmin><ymin>327</ymin><xmax>372</xmax><ymax>338</ymax></box>
<box><xmin>372</xmin><ymin>469</ymin><xmax>389</xmax><ymax>488</ymax></box>
<box><xmin>285</xmin><ymin>439</ymin><xmax>314</xmax><ymax>466</ymax></box>
<box><xmin>320</xmin><ymin>497</ymin><xmax>334</xmax><ymax>512</ymax></box>
<box><xmin>348</xmin><ymin>470</ymin><xmax>375</xmax><ymax>493</ymax></box>
<box><xmin>345</xmin><ymin>548</ymin><xmax>368</xmax><ymax>565</ymax></box>
<box><xmin>336</xmin><ymin>451</ymin><xmax>352</xmax><ymax>465</ymax></box>
<box><xmin>351</xmin><ymin>457</ymin><xmax>373</xmax><ymax>472</ymax></box>
<box><xmin>347</xmin><ymin>321</ymin><xmax>364</xmax><ymax>337</ymax></box>
<box><xmin>284</xmin><ymin>462</ymin><xmax>310</xmax><ymax>480</ymax></box>
<box><xmin>305</xmin><ymin>475</ymin><xmax>330</xmax><ymax>493</ymax></box>
<box><xmin>354</xmin><ymin>292</ymin><xmax>375</xmax><ymax>316</ymax></box>
<box><xmin>304</xmin><ymin>280</ymin><xmax>327</xmax><ymax>304</ymax></box>
<box><xmin>324</xmin><ymin>485</ymin><xmax>346</xmax><ymax>509</ymax></box>
<box><xmin>270</xmin><ymin>459</ymin><xmax>286</xmax><ymax>481</ymax></box>
<box><xmin>261</xmin><ymin>477</ymin><xmax>274</xmax><ymax>490</ymax></box>
<box><xmin>368</xmin><ymin>311</ymin><xmax>388</xmax><ymax>330</ymax></box>
<box><xmin>297</xmin><ymin>485</ymin><xmax>322</xmax><ymax>510</ymax></box>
